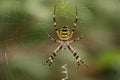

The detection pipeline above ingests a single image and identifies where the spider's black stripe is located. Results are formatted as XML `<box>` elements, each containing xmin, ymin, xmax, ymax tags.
<box><xmin>49</xmin><ymin>62</ymin><xmax>52</xmax><ymax>66</ymax></box>
<box><xmin>75</xmin><ymin>18</ymin><xmax>78</xmax><ymax>23</ymax></box>
<box><xmin>77</xmin><ymin>62</ymin><xmax>80</xmax><ymax>68</ymax></box>
<box><xmin>62</xmin><ymin>29</ymin><xmax>68</xmax><ymax>31</ymax></box>
<box><xmin>52</xmin><ymin>52</ymin><xmax>56</xmax><ymax>57</ymax></box>
<box><xmin>55</xmin><ymin>28</ymin><xmax>58</xmax><ymax>31</ymax></box>
<box><xmin>62</xmin><ymin>26</ymin><xmax>67</xmax><ymax>28</ymax></box>
<box><xmin>51</xmin><ymin>56</ymin><xmax>54</xmax><ymax>59</ymax></box>
<box><xmin>46</xmin><ymin>61</ymin><xmax>48</xmax><ymax>63</ymax></box>
<box><xmin>77</xmin><ymin>62</ymin><xmax>80</xmax><ymax>65</ymax></box>
<box><xmin>73</xmin><ymin>52</ymin><xmax>77</xmax><ymax>56</ymax></box>
<box><xmin>72</xmin><ymin>29</ymin><xmax>75</xmax><ymax>31</ymax></box>
<box><xmin>74</xmin><ymin>39</ymin><xmax>76</xmax><ymax>42</ymax></box>
<box><xmin>58</xmin><ymin>46</ymin><xmax>62</xmax><ymax>52</ymax></box>
<box><xmin>67</xmin><ymin>46</ymin><xmax>71</xmax><ymax>50</ymax></box>
<box><xmin>80</xmin><ymin>60</ymin><xmax>84</xmax><ymax>64</ymax></box>
<box><xmin>76</xmin><ymin>56</ymin><xmax>79</xmax><ymax>59</ymax></box>
<box><xmin>53</xmin><ymin>17</ymin><xmax>56</xmax><ymax>22</ymax></box>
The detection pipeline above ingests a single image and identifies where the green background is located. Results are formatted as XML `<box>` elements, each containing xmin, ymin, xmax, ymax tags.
<box><xmin>0</xmin><ymin>0</ymin><xmax>120</xmax><ymax>80</ymax></box>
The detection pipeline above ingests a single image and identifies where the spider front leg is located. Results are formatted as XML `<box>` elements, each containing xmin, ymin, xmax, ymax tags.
<box><xmin>53</xmin><ymin>5</ymin><xmax>61</xmax><ymax>38</ymax></box>
<box><xmin>67</xmin><ymin>45</ymin><xmax>88</xmax><ymax>68</ymax></box>
<box><xmin>69</xmin><ymin>6</ymin><xmax>78</xmax><ymax>40</ymax></box>
<box><xmin>45</xmin><ymin>45</ymin><xmax>62</xmax><ymax>66</ymax></box>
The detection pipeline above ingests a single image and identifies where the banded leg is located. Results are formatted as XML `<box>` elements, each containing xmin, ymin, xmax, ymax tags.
<box><xmin>45</xmin><ymin>45</ymin><xmax>62</xmax><ymax>66</ymax></box>
<box><xmin>53</xmin><ymin>5</ymin><xmax>61</xmax><ymax>38</ymax></box>
<box><xmin>69</xmin><ymin>37</ymin><xmax>80</xmax><ymax>43</ymax></box>
<box><xmin>48</xmin><ymin>34</ymin><xmax>61</xmax><ymax>43</ymax></box>
<box><xmin>69</xmin><ymin>35</ymin><xmax>84</xmax><ymax>43</ymax></box>
<box><xmin>53</xmin><ymin>5</ymin><xmax>57</xmax><ymax>30</ymax></box>
<box><xmin>69</xmin><ymin>6</ymin><xmax>78</xmax><ymax>40</ymax></box>
<box><xmin>67</xmin><ymin>45</ymin><xmax>88</xmax><ymax>68</ymax></box>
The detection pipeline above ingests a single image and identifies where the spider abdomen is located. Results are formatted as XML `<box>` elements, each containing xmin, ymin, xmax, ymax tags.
<box><xmin>59</xmin><ymin>26</ymin><xmax>70</xmax><ymax>40</ymax></box>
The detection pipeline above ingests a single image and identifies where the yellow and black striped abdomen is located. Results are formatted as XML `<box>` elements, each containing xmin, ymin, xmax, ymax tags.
<box><xmin>59</xmin><ymin>26</ymin><xmax>70</xmax><ymax>40</ymax></box>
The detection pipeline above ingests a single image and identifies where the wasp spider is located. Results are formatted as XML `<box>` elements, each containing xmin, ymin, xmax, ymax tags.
<box><xmin>45</xmin><ymin>6</ymin><xmax>88</xmax><ymax>68</ymax></box>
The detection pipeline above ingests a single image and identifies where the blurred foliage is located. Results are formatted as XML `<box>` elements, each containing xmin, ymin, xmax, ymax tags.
<box><xmin>0</xmin><ymin>0</ymin><xmax>120</xmax><ymax>80</ymax></box>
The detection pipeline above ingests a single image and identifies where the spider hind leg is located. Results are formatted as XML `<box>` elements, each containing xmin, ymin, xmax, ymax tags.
<box><xmin>67</xmin><ymin>45</ymin><xmax>88</xmax><ymax>68</ymax></box>
<box><xmin>45</xmin><ymin>52</ymin><xmax>56</xmax><ymax>66</ymax></box>
<box><xmin>45</xmin><ymin>45</ymin><xmax>62</xmax><ymax>67</ymax></box>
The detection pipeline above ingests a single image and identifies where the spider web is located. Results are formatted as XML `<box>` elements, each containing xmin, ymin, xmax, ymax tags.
<box><xmin>0</xmin><ymin>1</ymin><xmax>51</xmax><ymax>56</ymax></box>
<box><xmin>0</xmin><ymin>0</ymin><xmax>84</xmax><ymax>80</ymax></box>
<box><xmin>0</xmin><ymin>0</ymin><xmax>81</xmax><ymax>66</ymax></box>
<box><xmin>1</xmin><ymin>0</ymin><xmax>120</xmax><ymax>80</ymax></box>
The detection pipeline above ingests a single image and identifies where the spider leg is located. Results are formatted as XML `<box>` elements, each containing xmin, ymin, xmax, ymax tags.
<box><xmin>53</xmin><ymin>5</ymin><xmax>61</xmax><ymax>38</ymax></box>
<box><xmin>69</xmin><ymin>37</ymin><xmax>80</xmax><ymax>43</ymax></box>
<box><xmin>69</xmin><ymin>35</ymin><xmax>84</xmax><ymax>43</ymax></box>
<box><xmin>67</xmin><ymin>45</ymin><xmax>88</xmax><ymax>68</ymax></box>
<box><xmin>69</xmin><ymin>6</ymin><xmax>78</xmax><ymax>40</ymax></box>
<box><xmin>45</xmin><ymin>45</ymin><xmax>62</xmax><ymax>66</ymax></box>
<box><xmin>53</xmin><ymin>5</ymin><xmax>57</xmax><ymax>31</ymax></box>
<box><xmin>48</xmin><ymin>34</ymin><xmax>61</xmax><ymax>43</ymax></box>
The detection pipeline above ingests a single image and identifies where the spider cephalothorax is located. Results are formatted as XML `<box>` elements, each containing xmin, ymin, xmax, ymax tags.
<box><xmin>45</xmin><ymin>6</ymin><xmax>87</xmax><ymax>68</ymax></box>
